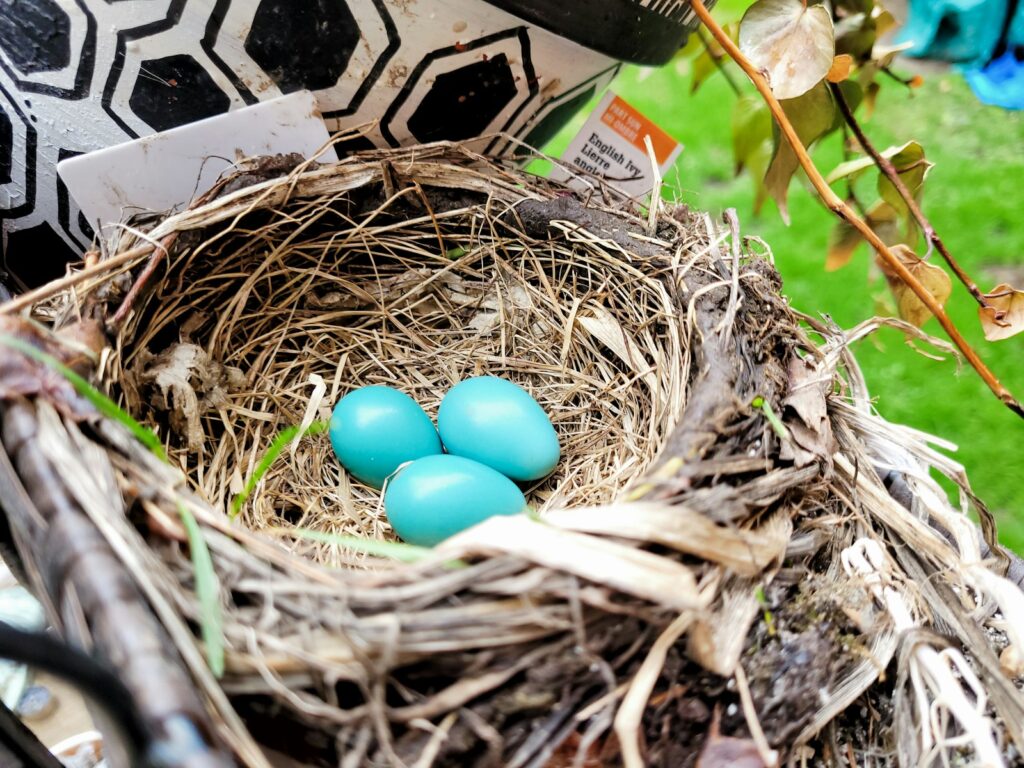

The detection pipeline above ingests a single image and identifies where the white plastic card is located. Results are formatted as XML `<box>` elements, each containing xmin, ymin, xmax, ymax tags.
<box><xmin>58</xmin><ymin>90</ymin><xmax>337</xmax><ymax>232</ymax></box>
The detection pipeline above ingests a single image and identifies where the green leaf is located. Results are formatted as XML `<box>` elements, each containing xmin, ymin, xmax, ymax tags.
<box><xmin>230</xmin><ymin>420</ymin><xmax>329</xmax><ymax>518</ymax></box>
<box><xmin>690</xmin><ymin>23</ymin><xmax>738</xmax><ymax>94</ymax></box>
<box><xmin>691</xmin><ymin>47</ymin><xmax>719</xmax><ymax>94</ymax></box>
<box><xmin>877</xmin><ymin>141</ymin><xmax>932</xmax><ymax>219</ymax></box>
<box><xmin>0</xmin><ymin>333</ymin><xmax>166</xmax><ymax>462</ymax></box>
<box><xmin>287</xmin><ymin>528</ymin><xmax>460</xmax><ymax>565</ymax></box>
<box><xmin>825</xmin><ymin>139</ymin><xmax>922</xmax><ymax>186</ymax></box>
<box><xmin>732</xmin><ymin>95</ymin><xmax>773</xmax><ymax>174</ymax></box>
<box><xmin>834</xmin><ymin>11</ymin><xmax>876</xmax><ymax>60</ymax></box>
<box><xmin>739</xmin><ymin>0</ymin><xmax>835</xmax><ymax>100</ymax></box>
<box><xmin>866</xmin><ymin>200</ymin><xmax>904</xmax><ymax>248</ymax></box>
<box><xmin>176</xmin><ymin>501</ymin><xmax>224</xmax><ymax>678</ymax></box>
<box><xmin>828</xmin><ymin>79</ymin><xmax>863</xmax><ymax>135</ymax></box>
<box><xmin>764</xmin><ymin>82</ymin><xmax>836</xmax><ymax>223</ymax></box>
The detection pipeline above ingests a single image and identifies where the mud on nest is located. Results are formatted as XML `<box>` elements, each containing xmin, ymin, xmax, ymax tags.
<box><xmin>2</xmin><ymin>143</ymin><xmax>1023</xmax><ymax>768</ymax></box>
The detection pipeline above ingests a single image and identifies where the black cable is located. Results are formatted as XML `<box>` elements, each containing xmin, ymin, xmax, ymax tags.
<box><xmin>0</xmin><ymin>697</ymin><xmax>64</xmax><ymax>768</ymax></box>
<box><xmin>0</xmin><ymin>621</ymin><xmax>151</xmax><ymax>766</ymax></box>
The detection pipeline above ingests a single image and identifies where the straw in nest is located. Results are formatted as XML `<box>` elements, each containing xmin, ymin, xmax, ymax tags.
<box><xmin>0</xmin><ymin>143</ymin><xmax>1022</xmax><ymax>768</ymax></box>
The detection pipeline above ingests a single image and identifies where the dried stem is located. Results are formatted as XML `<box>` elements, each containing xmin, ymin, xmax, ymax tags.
<box><xmin>689</xmin><ymin>0</ymin><xmax>1023</xmax><ymax>418</ymax></box>
<box><xmin>829</xmin><ymin>83</ymin><xmax>991</xmax><ymax>310</ymax></box>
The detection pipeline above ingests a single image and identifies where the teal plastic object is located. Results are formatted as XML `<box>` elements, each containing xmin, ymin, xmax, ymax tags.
<box><xmin>437</xmin><ymin>376</ymin><xmax>560</xmax><ymax>482</ymax></box>
<box><xmin>1008</xmin><ymin>2</ymin><xmax>1024</xmax><ymax>50</ymax></box>
<box><xmin>329</xmin><ymin>386</ymin><xmax>442</xmax><ymax>489</ymax></box>
<box><xmin>384</xmin><ymin>455</ymin><xmax>528</xmax><ymax>546</ymax></box>
<box><xmin>896</xmin><ymin>0</ymin><xmax>1008</xmax><ymax>65</ymax></box>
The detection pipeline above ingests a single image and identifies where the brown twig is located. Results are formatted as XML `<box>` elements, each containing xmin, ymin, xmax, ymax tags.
<box><xmin>0</xmin><ymin>244</ymin><xmax>154</xmax><ymax>317</ymax></box>
<box><xmin>689</xmin><ymin>0</ymin><xmax>1023</xmax><ymax>418</ymax></box>
<box><xmin>829</xmin><ymin>82</ymin><xmax>992</xmax><ymax>311</ymax></box>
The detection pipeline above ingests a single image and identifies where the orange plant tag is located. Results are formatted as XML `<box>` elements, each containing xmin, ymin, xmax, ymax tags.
<box><xmin>555</xmin><ymin>91</ymin><xmax>683</xmax><ymax>196</ymax></box>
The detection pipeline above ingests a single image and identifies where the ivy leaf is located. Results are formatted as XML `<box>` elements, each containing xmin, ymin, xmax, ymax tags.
<box><xmin>732</xmin><ymin>95</ymin><xmax>773</xmax><ymax>174</ymax></box>
<box><xmin>827</xmin><ymin>54</ymin><xmax>854</xmax><ymax>82</ymax></box>
<box><xmin>978</xmin><ymin>284</ymin><xmax>1024</xmax><ymax>341</ymax></box>
<box><xmin>825</xmin><ymin>140</ymin><xmax>924</xmax><ymax>185</ymax></box>
<box><xmin>691</xmin><ymin>46</ymin><xmax>719</xmax><ymax>93</ymax></box>
<box><xmin>877</xmin><ymin>141</ymin><xmax>932</xmax><ymax>219</ymax></box>
<box><xmin>866</xmin><ymin>200</ymin><xmax>904</xmax><ymax>247</ymax></box>
<box><xmin>863</xmin><ymin>81</ymin><xmax>881</xmax><ymax>118</ymax></box>
<box><xmin>826</xmin><ymin>220</ymin><xmax>862</xmax><ymax>271</ymax></box>
<box><xmin>690</xmin><ymin>23</ymin><xmax>738</xmax><ymax>93</ymax></box>
<box><xmin>764</xmin><ymin>82</ymin><xmax>835</xmax><ymax>223</ymax></box>
<box><xmin>825</xmin><ymin>200</ymin><xmax>900</xmax><ymax>271</ymax></box>
<box><xmin>834</xmin><ymin>12</ymin><xmax>875</xmax><ymax>59</ymax></box>
<box><xmin>877</xmin><ymin>244</ymin><xmax>952</xmax><ymax>327</ymax></box>
<box><xmin>739</xmin><ymin>0</ymin><xmax>835</xmax><ymax>100</ymax></box>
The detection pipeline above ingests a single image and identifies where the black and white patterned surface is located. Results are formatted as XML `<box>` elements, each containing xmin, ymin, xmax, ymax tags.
<box><xmin>0</xmin><ymin>0</ymin><xmax>703</xmax><ymax>288</ymax></box>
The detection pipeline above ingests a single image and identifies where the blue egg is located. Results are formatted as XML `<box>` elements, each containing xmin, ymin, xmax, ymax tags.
<box><xmin>438</xmin><ymin>376</ymin><xmax>560</xmax><ymax>482</ymax></box>
<box><xmin>384</xmin><ymin>455</ymin><xmax>527</xmax><ymax>546</ymax></box>
<box><xmin>329</xmin><ymin>386</ymin><xmax>442</xmax><ymax>489</ymax></box>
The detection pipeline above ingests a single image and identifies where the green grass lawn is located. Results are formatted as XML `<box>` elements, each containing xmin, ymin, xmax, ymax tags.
<box><xmin>539</xmin><ymin>16</ymin><xmax>1024</xmax><ymax>550</ymax></box>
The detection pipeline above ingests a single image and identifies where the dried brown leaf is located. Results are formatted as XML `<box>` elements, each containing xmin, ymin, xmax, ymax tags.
<box><xmin>739</xmin><ymin>0</ymin><xmax>835</xmax><ymax>99</ymax></box>
<box><xmin>764</xmin><ymin>82</ymin><xmax>835</xmax><ymax>223</ymax></box>
<box><xmin>877</xmin><ymin>245</ymin><xmax>952</xmax><ymax>328</ymax></box>
<box><xmin>979</xmin><ymin>283</ymin><xmax>1024</xmax><ymax>341</ymax></box>
<box><xmin>696</xmin><ymin>709</ymin><xmax>767</xmax><ymax>768</ymax></box>
<box><xmin>780</xmin><ymin>356</ymin><xmax>835</xmax><ymax>466</ymax></box>
<box><xmin>826</xmin><ymin>219</ymin><xmax>861</xmax><ymax>271</ymax></box>
<box><xmin>827</xmin><ymin>53</ymin><xmax>854</xmax><ymax>82</ymax></box>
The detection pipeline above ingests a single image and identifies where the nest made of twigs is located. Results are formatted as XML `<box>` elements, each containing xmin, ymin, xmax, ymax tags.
<box><xmin>2</xmin><ymin>143</ymin><xmax>1023</xmax><ymax>768</ymax></box>
<box><xmin>109</xmin><ymin>168</ymin><xmax>690</xmax><ymax>558</ymax></box>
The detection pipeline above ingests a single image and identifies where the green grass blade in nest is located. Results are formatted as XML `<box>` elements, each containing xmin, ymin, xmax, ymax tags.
<box><xmin>285</xmin><ymin>527</ymin><xmax>445</xmax><ymax>564</ymax></box>
<box><xmin>230</xmin><ymin>420</ymin><xmax>329</xmax><ymax>518</ymax></box>
<box><xmin>177</xmin><ymin>500</ymin><xmax>225</xmax><ymax>678</ymax></box>
<box><xmin>0</xmin><ymin>333</ymin><xmax>166</xmax><ymax>460</ymax></box>
<box><xmin>752</xmin><ymin>394</ymin><xmax>790</xmax><ymax>441</ymax></box>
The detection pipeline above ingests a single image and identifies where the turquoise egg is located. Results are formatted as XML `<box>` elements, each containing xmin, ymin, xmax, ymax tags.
<box><xmin>329</xmin><ymin>386</ymin><xmax>442</xmax><ymax>489</ymax></box>
<box><xmin>438</xmin><ymin>376</ymin><xmax>560</xmax><ymax>482</ymax></box>
<box><xmin>384</xmin><ymin>455</ymin><xmax>527</xmax><ymax>546</ymax></box>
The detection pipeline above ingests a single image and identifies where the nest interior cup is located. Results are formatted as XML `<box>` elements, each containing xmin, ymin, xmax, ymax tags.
<box><xmin>111</xmin><ymin>157</ymin><xmax>688</xmax><ymax>558</ymax></box>
<box><xmin>0</xmin><ymin>0</ymin><xmax>710</xmax><ymax>291</ymax></box>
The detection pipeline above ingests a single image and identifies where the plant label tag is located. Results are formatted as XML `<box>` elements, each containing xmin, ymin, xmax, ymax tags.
<box><xmin>58</xmin><ymin>90</ymin><xmax>337</xmax><ymax>233</ymax></box>
<box><xmin>553</xmin><ymin>91</ymin><xmax>683</xmax><ymax>196</ymax></box>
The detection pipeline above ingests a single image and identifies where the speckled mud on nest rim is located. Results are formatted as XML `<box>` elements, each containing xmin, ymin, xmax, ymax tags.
<box><xmin>0</xmin><ymin>141</ymin><xmax>1022</xmax><ymax>768</ymax></box>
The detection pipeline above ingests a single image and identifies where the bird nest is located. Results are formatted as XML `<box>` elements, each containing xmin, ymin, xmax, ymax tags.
<box><xmin>1</xmin><ymin>144</ymin><xmax>1022</xmax><ymax>768</ymax></box>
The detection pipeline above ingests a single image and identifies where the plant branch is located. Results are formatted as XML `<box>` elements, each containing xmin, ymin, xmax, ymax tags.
<box><xmin>689</xmin><ymin>0</ymin><xmax>1023</xmax><ymax>418</ymax></box>
<box><xmin>696</xmin><ymin>29</ymin><xmax>742</xmax><ymax>96</ymax></box>
<box><xmin>829</xmin><ymin>82</ymin><xmax>992</xmax><ymax>311</ymax></box>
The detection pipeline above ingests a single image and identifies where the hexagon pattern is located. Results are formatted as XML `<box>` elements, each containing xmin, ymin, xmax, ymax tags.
<box><xmin>244</xmin><ymin>0</ymin><xmax>360</xmax><ymax>94</ymax></box>
<box><xmin>0</xmin><ymin>111</ymin><xmax>12</xmax><ymax>184</ymax></box>
<box><xmin>0</xmin><ymin>0</ymin><xmax>697</xmax><ymax>290</ymax></box>
<box><xmin>0</xmin><ymin>0</ymin><xmax>72</xmax><ymax>75</ymax></box>
<box><xmin>407</xmin><ymin>55</ymin><xmax>517</xmax><ymax>143</ymax></box>
<box><xmin>128</xmin><ymin>54</ymin><xmax>231</xmax><ymax>132</ymax></box>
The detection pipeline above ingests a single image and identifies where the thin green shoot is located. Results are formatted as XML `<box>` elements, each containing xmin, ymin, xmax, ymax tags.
<box><xmin>0</xmin><ymin>332</ymin><xmax>166</xmax><ymax>461</ymax></box>
<box><xmin>230</xmin><ymin>420</ymin><xmax>329</xmax><ymax>518</ymax></box>
<box><xmin>176</xmin><ymin>501</ymin><xmax>225</xmax><ymax>678</ymax></box>
<box><xmin>287</xmin><ymin>527</ymin><xmax>465</xmax><ymax>567</ymax></box>
<box><xmin>751</xmin><ymin>395</ymin><xmax>791</xmax><ymax>441</ymax></box>
<box><xmin>754</xmin><ymin>585</ymin><xmax>776</xmax><ymax>637</ymax></box>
